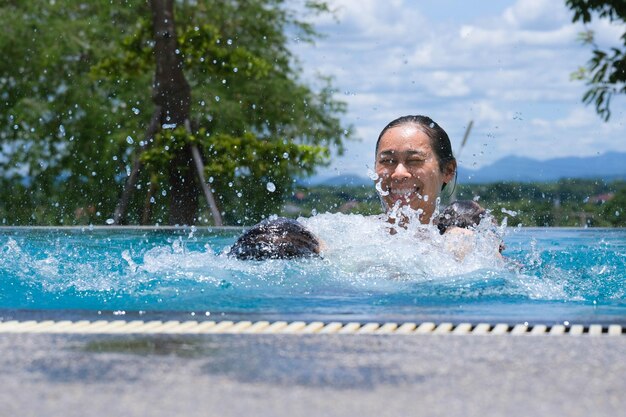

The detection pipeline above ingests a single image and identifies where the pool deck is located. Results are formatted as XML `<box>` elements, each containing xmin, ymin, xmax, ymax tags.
<box><xmin>1</xmin><ymin>321</ymin><xmax>625</xmax><ymax>417</ymax></box>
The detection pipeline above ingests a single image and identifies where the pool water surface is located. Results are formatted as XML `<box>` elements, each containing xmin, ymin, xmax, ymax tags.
<box><xmin>1</xmin><ymin>216</ymin><xmax>624</xmax><ymax>325</ymax></box>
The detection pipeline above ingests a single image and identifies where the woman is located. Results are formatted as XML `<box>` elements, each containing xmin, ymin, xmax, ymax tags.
<box><xmin>374</xmin><ymin>115</ymin><xmax>456</xmax><ymax>224</ymax></box>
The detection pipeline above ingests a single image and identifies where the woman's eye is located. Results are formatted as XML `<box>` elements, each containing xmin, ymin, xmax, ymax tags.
<box><xmin>379</xmin><ymin>158</ymin><xmax>395</xmax><ymax>164</ymax></box>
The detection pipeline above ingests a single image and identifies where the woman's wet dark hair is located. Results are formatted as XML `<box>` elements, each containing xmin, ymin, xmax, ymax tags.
<box><xmin>375</xmin><ymin>115</ymin><xmax>456</xmax><ymax>188</ymax></box>
<box><xmin>228</xmin><ymin>217</ymin><xmax>321</xmax><ymax>260</ymax></box>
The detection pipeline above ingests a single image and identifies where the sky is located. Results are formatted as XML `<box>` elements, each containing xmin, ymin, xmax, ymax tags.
<box><xmin>290</xmin><ymin>0</ymin><xmax>626</xmax><ymax>179</ymax></box>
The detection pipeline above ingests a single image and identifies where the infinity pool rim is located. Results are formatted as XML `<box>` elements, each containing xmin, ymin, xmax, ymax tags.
<box><xmin>0</xmin><ymin>319</ymin><xmax>623</xmax><ymax>336</ymax></box>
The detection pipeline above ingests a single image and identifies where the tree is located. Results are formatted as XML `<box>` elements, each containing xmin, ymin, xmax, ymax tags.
<box><xmin>109</xmin><ymin>0</ymin><xmax>222</xmax><ymax>226</ymax></box>
<box><xmin>601</xmin><ymin>186</ymin><xmax>626</xmax><ymax>226</ymax></box>
<box><xmin>0</xmin><ymin>0</ymin><xmax>350</xmax><ymax>225</ymax></box>
<box><xmin>567</xmin><ymin>0</ymin><xmax>626</xmax><ymax>120</ymax></box>
<box><xmin>0</xmin><ymin>1</ymin><xmax>143</xmax><ymax>225</ymax></box>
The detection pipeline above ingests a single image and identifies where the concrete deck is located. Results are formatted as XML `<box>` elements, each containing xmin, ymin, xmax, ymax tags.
<box><xmin>1</xmin><ymin>332</ymin><xmax>624</xmax><ymax>417</ymax></box>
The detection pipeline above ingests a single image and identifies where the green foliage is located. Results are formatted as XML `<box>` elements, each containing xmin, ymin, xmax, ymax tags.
<box><xmin>567</xmin><ymin>0</ymin><xmax>626</xmax><ymax>120</ymax></box>
<box><xmin>0</xmin><ymin>0</ymin><xmax>146</xmax><ymax>224</ymax></box>
<box><xmin>142</xmin><ymin>126</ymin><xmax>328</xmax><ymax>223</ymax></box>
<box><xmin>282</xmin><ymin>185</ymin><xmax>381</xmax><ymax>218</ymax></box>
<box><xmin>456</xmin><ymin>179</ymin><xmax>623</xmax><ymax>226</ymax></box>
<box><xmin>600</xmin><ymin>184</ymin><xmax>626</xmax><ymax>226</ymax></box>
<box><xmin>0</xmin><ymin>0</ymin><xmax>350</xmax><ymax>225</ymax></box>
<box><xmin>284</xmin><ymin>179</ymin><xmax>626</xmax><ymax>228</ymax></box>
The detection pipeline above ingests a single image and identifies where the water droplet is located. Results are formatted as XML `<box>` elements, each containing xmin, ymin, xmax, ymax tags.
<box><xmin>501</xmin><ymin>208</ymin><xmax>518</xmax><ymax>217</ymax></box>
<box><xmin>132</xmin><ymin>107</ymin><xmax>140</xmax><ymax>115</ymax></box>
<box><xmin>266</xmin><ymin>182</ymin><xmax>276</xmax><ymax>192</ymax></box>
<box><xmin>367</xmin><ymin>169</ymin><xmax>379</xmax><ymax>181</ymax></box>
<box><xmin>375</xmin><ymin>179</ymin><xmax>389</xmax><ymax>196</ymax></box>
<box><xmin>126</xmin><ymin>136</ymin><xmax>134</xmax><ymax>144</ymax></box>
<box><xmin>215</xmin><ymin>96</ymin><xmax>220</xmax><ymax>102</ymax></box>
<box><xmin>105</xmin><ymin>218</ymin><xmax>115</xmax><ymax>225</ymax></box>
<box><xmin>282</xmin><ymin>152</ymin><xmax>289</xmax><ymax>159</ymax></box>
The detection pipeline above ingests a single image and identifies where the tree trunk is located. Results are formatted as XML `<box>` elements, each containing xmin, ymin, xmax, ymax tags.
<box><xmin>113</xmin><ymin>0</ymin><xmax>222</xmax><ymax>226</ymax></box>
<box><xmin>150</xmin><ymin>0</ymin><xmax>198</xmax><ymax>225</ymax></box>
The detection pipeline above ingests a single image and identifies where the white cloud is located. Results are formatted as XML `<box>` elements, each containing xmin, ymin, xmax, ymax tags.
<box><xmin>427</xmin><ymin>72</ymin><xmax>471</xmax><ymax>97</ymax></box>
<box><xmin>502</xmin><ymin>0</ymin><xmax>570</xmax><ymax>30</ymax></box>
<box><xmin>554</xmin><ymin>107</ymin><xmax>597</xmax><ymax>129</ymax></box>
<box><xmin>458</xmin><ymin>25</ymin><xmax>579</xmax><ymax>48</ymax></box>
<box><xmin>590</xmin><ymin>19</ymin><xmax>625</xmax><ymax>46</ymax></box>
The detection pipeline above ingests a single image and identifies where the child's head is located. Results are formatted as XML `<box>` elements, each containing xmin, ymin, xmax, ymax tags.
<box><xmin>228</xmin><ymin>217</ymin><xmax>321</xmax><ymax>260</ymax></box>
<box><xmin>433</xmin><ymin>200</ymin><xmax>487</xmax><ymax>234</ymax></box>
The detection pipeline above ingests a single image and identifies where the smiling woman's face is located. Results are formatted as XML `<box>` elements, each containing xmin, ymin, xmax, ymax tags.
<box><xmin>375</xmin><ymin>124</ymin><xmax>455</xmax><ymax>223</ymax></box>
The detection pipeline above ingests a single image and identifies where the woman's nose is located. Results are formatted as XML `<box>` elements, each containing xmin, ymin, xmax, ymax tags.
<box><xmin>391</xmin><ymin>163</ymin><xmax>411</xmax><ymax>179</ymax></box>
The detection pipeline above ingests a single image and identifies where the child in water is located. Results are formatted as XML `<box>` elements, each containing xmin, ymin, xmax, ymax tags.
<box><xmin>228</xmin><ymin>217</ymin><xmax>321</xmax><ymax>260</ymax></box>
<box><xmin>433</xmin><ymin>200</ymin><xmax>487</xmax><ymax>234</ymax></box>
<box><xmin>434</xmin><ymin>200</ymin><xmax>505</xmax><ymax>257</ymax></box>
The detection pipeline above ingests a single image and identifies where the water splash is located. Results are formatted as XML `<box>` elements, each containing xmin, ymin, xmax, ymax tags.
<box><xmin>0</xmin><ymin>222</ymin><xmax>624</xmax><ymax>315</ymax></box>
<box><xmin>374</xmin><ymin>178</ymin><xmax>388</xmax><ymax>196</ymax></box>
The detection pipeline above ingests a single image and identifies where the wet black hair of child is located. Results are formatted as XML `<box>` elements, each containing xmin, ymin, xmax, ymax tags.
<box><xmin>228</xmin><ymin>217</ymin><xmax>321</xmax><ymax>260</ymax></box>
<box><xmin>433</xmin><ymin>200</ymin><xmax>487</xmax><ymax>235</ymax></box>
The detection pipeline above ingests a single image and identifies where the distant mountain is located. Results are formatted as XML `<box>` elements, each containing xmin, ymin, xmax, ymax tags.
<box><xmin>457</xmin><ymin>151</ymin><xmax>626</xmax><ymax>183</ymax></box>
<box><xmin>298</xmin><ymin>174</ymin><xmax>372</xmax><ymax>187</ymax></box>
<box><xmin>304</xmin><ymin>152</ymin><xmax>626</xmax><ymax>186</ymax></box>
<box><xmin>320</xmin><ymin>174</ymin><xmax>372</xmax><ymax>187</ymax></box>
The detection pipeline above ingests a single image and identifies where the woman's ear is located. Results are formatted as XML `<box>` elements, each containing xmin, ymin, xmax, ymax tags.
<box><xmin>443</xmin><ymin>160</ymin><xmax>457</xmax><ymax>183</ymax></box>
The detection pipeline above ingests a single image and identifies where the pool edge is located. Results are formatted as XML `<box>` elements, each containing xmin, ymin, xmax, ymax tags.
<box><xmin>0</xmin><ymin>319</ymin><xmax>622</xmax><ymax>336</ymax></box>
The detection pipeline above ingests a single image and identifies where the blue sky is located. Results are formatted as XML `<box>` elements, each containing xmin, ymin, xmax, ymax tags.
<box><xmin>291</xmin><ymin>0</ymin><xmax>626</xmax><ymax>178</ymax></box>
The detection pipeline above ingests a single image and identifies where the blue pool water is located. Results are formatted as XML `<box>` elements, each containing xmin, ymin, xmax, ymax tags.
<box><xmin>1</xmin><ymin>215</ymin><xmax>625</xmax><ymax>324</ymax></box>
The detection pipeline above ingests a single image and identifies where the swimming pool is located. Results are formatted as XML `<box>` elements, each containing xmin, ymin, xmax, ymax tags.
<box><xmin>1</xmin><ymin>216</ymin><xmax>624</xmax><ymax>325</ymax></box>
